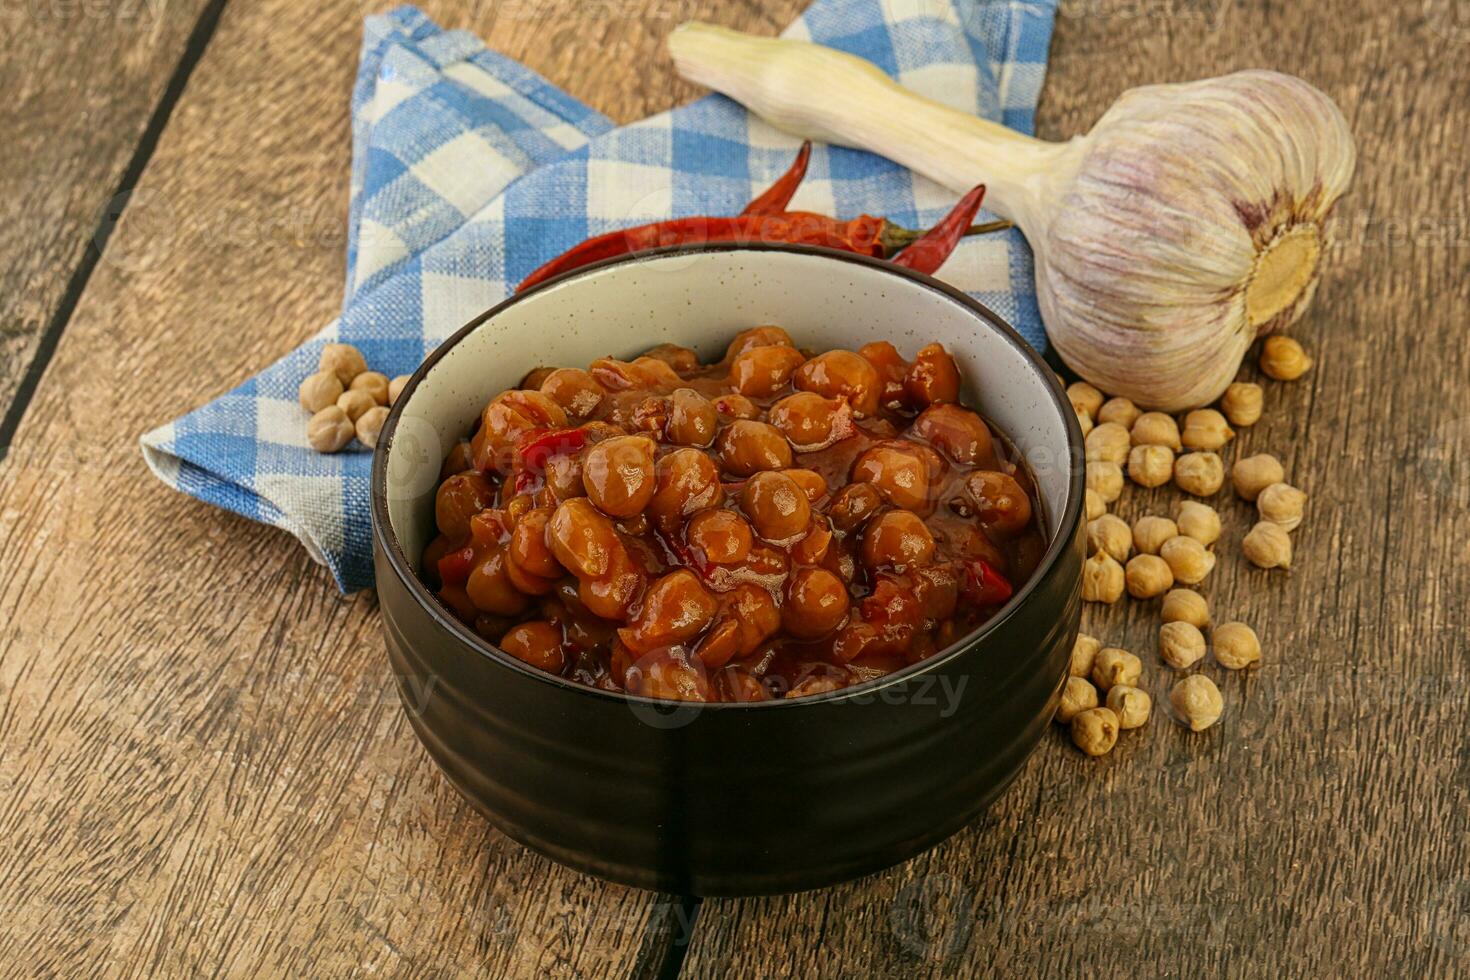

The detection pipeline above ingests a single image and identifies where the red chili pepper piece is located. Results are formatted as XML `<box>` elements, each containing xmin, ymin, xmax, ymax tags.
<box><xmin>437</xmin><ymin>545</ymin><xmax>476</xmax><ymax>588</ymax></box>
<box><xmin>891</xmin><ymin>185</ymin><xmax>988</xmax><ymax>275</ymax></box>
<box><xmin>740</xmin><ymin>141</ymin><xmax>811</xmax><ymax>216</ymax></box>
<box><xmin>512</xmin><ymin>426</ymin><xmax>588</xmax><ymax>494</ymax></box>
<box><xmin>963</xmin><ymin>558</ymin><xmax>1014</xmax><ymax>607</ymax></box>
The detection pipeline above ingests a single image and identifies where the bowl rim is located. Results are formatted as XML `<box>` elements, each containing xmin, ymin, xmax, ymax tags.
<box><xmin>371</xmin><ymin>241</ymin><xmax>1086</xmax><ymax>711</ymax></box>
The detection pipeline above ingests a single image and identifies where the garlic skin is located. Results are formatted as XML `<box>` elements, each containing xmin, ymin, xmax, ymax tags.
<box><xmin>669</xmin><ymin>26</ymin><xmax>1357</xmax><ymax>410</ymax></box>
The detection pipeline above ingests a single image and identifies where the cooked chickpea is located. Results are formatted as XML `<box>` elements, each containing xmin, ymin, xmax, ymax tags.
<box><xmin>1127</xmin><ymin>444</ymin><xmax>1175</xmax><ymax>488</ymax></box>
<box><xmin>299</xmin><ymin>370</ymin><xmax>344</xmax><ymax>413</ymax></box>
<box><xmin>1125</xmin><ymin>554</ymin><xmax>1174</xmax><ymax>598</ymax></box>
<box><xmin>724</xmin><ymin>325</ymin><xmax>794</xmax><ymax>360</ymax></box>
<box><xmin>1105</xmin><ymin>685</ymin><xmax>1152</xmax><ymax>729</ymax></box>
<box><xmin>857</xmin><ymin>341</ymin><xmax>909</xmax><ymax>407</ymax></box>
<box><xmin>466</xmin><ymin>548</ymin><xmax>531</xmax><ymax>616</ymax></box>
<box><xmin>307</xmin><ymin>405</ymin><xmax>356</xmax><ymax>453</ymax></box>
<box><xmin>1084</xmin><ymin>422</ymin><xmax>1131</xmax><ymax>465</ymax></box>
<box><xmin>783</xmin><ymin>567</ymin><xmax>851</xmax><ymax>639</ymax></box>
<box><xmin>861</xmin><ymin>510</ymin><xmax>936</xmax><ymax>570</ymax></box>
<box><xmin>730</xmin><ymin>344</ymin><xmax>807</xmax><ymax>397</ymax></box>
<box><xmin>1131</xmin><ymin>412</ymin><xmax>1181</xmax><ymax>450</ymax></box>
<box><xmin>646</xmin><ymin>448</ymin><xmax>723</xmax><ymax>530</ymax></box>
<box><xmin>1213</xmin><ymin>621</ymin><xmax>1262</xmax><ymax>670</ymax></box>
<box><xmin>907</xmin><ymin>404</ymin><xmax>993</xmax><ymax>468</ymax></box>
<box><xmin>1159</xmin><ymin>620</ymin><xmax>1206</xmax><ymax>669</ymax></box>
<box><xmin>1257</xmin><ymin>482</ymin><xmax>1307</xmax><ymax>531</ymax></box>
<box><xmin>1260</xmin><ymin>335</ymin><xmax>1313</xmax><ymax>380</ymax></box>
<box><xmin>1067</xmin><ymin>381</ymin><xmax>1104</xmax><ymax>419</ymax></box>
<box><xmin>827</xmin><ymin>482</ymin><xmax>883</xmax><ymax>533</ymax></box>
<box><xmin>577</xmin><ymin>548</ymin><xmax>645</xmax><ymax>621</ymax></box>
<box><xmin>547</xmin><ymin>498</ymin><xmax>617</xmax><ymax>579</ymax></box>
<box><xmin>1172</xmin><ymin>500</ymin><xmax>1221</xmax><ymax>546</ymax></box>
<box><xmin>509</xmin><ymin>508</ymin><xmax>560</xmax><ymax>579</ymax></box>
<box><xmin>582</xmin><ymin>435</ymin><xmax>657</xmax><ymax>518</ymax></box>
<box><xmin>540</xmin><ymin>368</ymin><xmax>605</xmax><ymax>419</ymax></box>
<box><xmin>1232</xmin><ymin>453</ymin><xmax>1284</xmax><ymax>501</ymax></box>
<box><xmin>793</xmin><ymin>349</ymin><xmax>881</xmax><ymax>417</ymax></box>
<box><xmin>716</xmin><ymin>420</ymin><xmax>794</xmax><ymax>476</ymax></box>
<box><xmin>1180</xmin><ymin>409</ymin><xmax>1234</xmax><ymax>451</ymax></box>
<box><xmin>1082</xmin><ymin>550</ymin><xmax>1125</xmax><ymax>603</ymax></box>
<box><xmin>622</xmin><ymin>647</ymin><xmax>710</xmax><ymax>702</ymax></box>
<box><xmin>1096</xmin><ymin>397</ymin><xmax>1140</xmax><ymax>429</ymax></box>
<box><xmin>1169</xmin><ymin>675</ymin><xmax>1223</xmax><ymax>732</ymax></box>
<box><xmin>1220</xmin><ymin>382</ymin><xmax>1264</xmax><ymax>426</ymax></box>
<box><xmin>1091</xmin><ymin>647</ymin><xmax>1142</xmax><ymax>691</ymax></box>
<box><xmin>1069</xmin><ymin>633</ymin><xmax>1101</xmax><ymax>677</ymax></box>
<box><xmin>852</xmin><ymin>444</ymin><xmax>934</xmax><ymax>513</ymax></box>
<box><xmin>388</xmin><ymin>374</ymin><xmax>411</xmax><ymax>405</ymax></box>
<box><xmin>319</xmin><ymin>342</ymin><xmax>367</xmax><ymax>385</ymax></box>
<box><xmin>355</xmin><ymin>405</ymin><xmax>389</xmax><ymax>449</ymax></box>
<box><xmin>1071</xmin><ymin>707</ymin><xmax>1120</xmax><ymax>756</ymax></box>
<box><xmin>499</xmin><ymin>621</ymin><xmax>566</xmax><ymax>673</ymax></box>
<box><xmin>641</xmin><ymin>343</ymin><xmax>701</xmax><ymax>374</ymax></box>
<box><xmin>903</xmin><ymin>343</ymin><xmax>961</xmax><ymax>407</ymax></box>
<box><xmin>479</xmin><ymin>390</ymin><xmax>568</xmax><ymax>473</ymax></box>
<box><xmin>713</xmin><ymin>393</ymin><xmax>759</xmax><ymax>420</ymax></box>
<box><xmin>1242</xmin><ymin>520</ymin><xmax>1293</xmax><ymax>569</ymax></box>
<box><xmin>723</xmin><ymin>582</ymin><xmax>782</xmax><ymax>656</ymax></box>
<box><xmin>619</xmin><ymin>569</ymin><xmax>719</xmax><ymax>654</ymax></box>
<box><xmin>781</xmin><ymin>469</ymin><xmax>828</xmax><ymax>504</ymax></box>
<box><xmin>768</xmin><ymin>392</ymin><xmax>846</xmax><ymax>450</ymax></box>
<box><xmin>336</xmin><ymin>388</ymin><xmax>377</xmax><ymax>424</ymax></box>
<box><xmin>662</xmin><ymin>388</ymin><xmax>716</xmax><ymax>447</ymax></box>
<box><xmin>1084</xmin><ymin>488</ymin><xmax>1106</xmax><ymax>521</ymax></box>
<box><xmin>1056</xmin><ymin>676</ymin><xmax>1099</xmax><ymax>724</ymax></box>
<box><xmin>435</xmin><ymin>471</ymin><xmax>496</xmax><ymax>539</ymax></box>
<box><xmin>1087</xmin><ymin>514</ymin><xmax>1132</xmax><ymax>562</ymax></box>
<box><xmin>964</xmin><ymin>471</ymin><xmax>1032</xmax><ymax>536</ymax></box>
<box><xmin>1086</xmin><ymin>461</ymin><xmax>1124</xmax><ymax>504</ymax></box>
<box><xmin>687</xmin><ymin>508</ymin><xmax>753</xmax><ymax>565</ymax></box>
<box><xmin>1161</xmin><ymin>589</ymin><xmax>1210</xmax><ymax>629</ymax></box>
<box><xmin>1132</xmin><ymin>515</ymin><xmax>1178</xmax><ymax>556</ymax></box>
<box><xmin>350</xmin><ymin>371</ymin><xmax>391</xmax><ymax>406</ymax></box>
<box><xmin>741</xmin><ymin>471</ymin><xmax>812</xmax><ymax>542</ymax></box>
<box><xmin>1159</xmin><ymin>535</ymin><xmax>1215</xmax><ymax>585</ymax></box>
<box><xmin>1174</xmin><ymin>452</ymin><xmax>1225</xmax><ymax>497</ymax></box>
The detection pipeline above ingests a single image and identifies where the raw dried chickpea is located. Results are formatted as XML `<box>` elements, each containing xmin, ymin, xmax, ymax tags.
<box><xmin>1161</xmin><ymin>589</ymin><xmax>1210</xmax><ymax>630</ymax></box>
<box><xmin>1232</xmin><ymin>453</ymin><xmax>1284</xmax><ymax>501</ymax></box>
<box><xmin>1125</xmin><ymin>554</ymin><xmax>1173</xmax><ymax>599</ymax></box>
<box><xmin>1257</xmin><ymin>482</ymin><xmax>1307</xmax><ymax>531</ymax></box>
<box><xmin>1169</xmin><ymin>675</ymin><xmax>1223</xmax><ymax>732</ymax></box>
<box><xmin>1131</xmin><ymin>412</ymin><xmax>1181</xmax><ymax>450</ymax></box>
<box><xmin>1085</xmin><ymin>422</ymin><xmax>1131</xmax><ymax>465</ymax></box>
<box><xmin>1091</xmin><ymin>647</ymin><xmax>1142</xmax><ymax>692</ymax></box>
<box><xmin>355</xmin><ymin>405</ymin><xmax>389</xmax><ymax>449</ymax></box>
<box><xmin>319</xmin><ymin>342</ymin><xmax>368</xmax><ymax>385</ymax></box>
<box><xmin>337</xmin><ymin>389</ymin><xmax>377</xmax><ymax>423</ymax></box>
<box><xmin>1242</xmin><ymin>520</ymin><xmax>1293</xmax><ymax>569</ymax></box>
<box><xmin>1067</xmin><ymin>381</ymin><xmax>1104</xmax><ymax>419</ymax></box>
<box><xmin>1097</xmin><ymin>397</ymin><xmax>1140</xmax><ymax>429</ymax></box>
<box><xmin>1172</xmin><ymin>500</ymin><xmax>1222</xmax><ymax>547</ymax></box>
<box><xmin>1069</xmin><ymin>633</ymin><xmax>1101</xmax><ymax>678</ymax></box>
<box><xmin>350</xmin><ymin>371</ymin><xmax>391</xmax><ymax>406</ymax></box>
<box><xmin>1127</xmin><ymin>444</ymin><xmax>1174</xmax><ymax>488</ymax></box>
<box><xmin>1071</xmin><ymin>707</ymin><xmax>1120</xmax><ymax>756</ymax></box>
<box><xmin>1086</xmin><ymin>514</ymin><xmax>1132</xmax><ymax>562</ymax></box>
<box><xmin>1180</xmin><ymin>409</ymin><xmax>1234</xmax><ymax>451</ymax></box>
<box><xmin>1158</xmin><ymin>621</ymin><xmax>1206</xmax><ymax>669</ymax></box>
<box><xmin>1082</xmin><ymin>550</ymin><xmax>1125</xmax><ymax>603</ymax></box>
<box><xmin>1174</xmin><ymin>451</ymin><xmax>1225</xmax><ymax>497</ymax></box>
<box><xmin>1105</xmin><ymin>685</ymin><xmax>1152</xmax><ymax>729</ymax></box>
<box><xmin>1220</xmin><ymin>382</ymin><xmax>1264</xmax><ymax>426</ymax></box>
<box><xmin>299</xmin><ymin>370</ymin><xmax>344</xmax><ymax>413</ymax></box>
<box><xmin>1087</xmin><ymin>461</ymin><xmax>1124</xmax><ymax>504</ymax></box>
<box><xmin>1075</xmin><ymin>408</ymin><xmax>1094</xmax><ymax>438</ymax></box>
<box><xmin>1160</xmin><ymin>535</ymin><xmax>1216</xmax><ymax>585</ymax></box>
<box><xmin>1132</xmin><ymin>515</ymin><xmax>1178</xmax><ymax>556</ymax></box>
<box><xmin>308</xmin><ymin>405</ymin><xmax>355</xmax><ymax>453</ymax></box>
<box><xmin>388</xmin><ymin>374</ymin><xmax>411</xmax><ymax>405</ymax></box>
<box><xmin>1213</xmin><ymin>621</ymin><xmax>1262</xmax><ymax>670</ymax></box>
<box><xmin>1260</xmin><ymin>335</ymin><xmax>1313</xmax><ymax>380</ymax></box>
<box><xmin>1084</xmin><ymin>488</ymin><xmax>1107</xmax><ymax>522</ymax></box>
<box><xmin>1056</xmin><ymin>676</ymin><xmax>1099</xmax><ymax>724</ymax></box>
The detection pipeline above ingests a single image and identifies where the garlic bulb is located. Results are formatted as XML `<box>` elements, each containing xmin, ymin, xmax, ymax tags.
<box><xmin>669</xmin><ymin>25</ymin><xmax>1357</xmax><ymax>410</ymax></box>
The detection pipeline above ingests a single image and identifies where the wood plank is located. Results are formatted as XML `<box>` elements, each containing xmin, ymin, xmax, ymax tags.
<box><xmin>681</xmin><ymin>0</ymin><xmax>1470</xmax><ymax>975</ymax></box>
<box><xmin>0</xmin><ymin>0</ymin><xmax>214</xmax><ymax>446</ymax></box>
<box><xmin>0</xmin><ymin>0</ymin><xmax>798</xmax><ymax>975</ymax></box>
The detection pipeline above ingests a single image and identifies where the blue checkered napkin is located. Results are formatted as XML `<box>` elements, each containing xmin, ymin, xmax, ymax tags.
<box><xmin>140</xmin><ymin>0</ymin><xmax>1060</xmax><ymax>593</ymax></box>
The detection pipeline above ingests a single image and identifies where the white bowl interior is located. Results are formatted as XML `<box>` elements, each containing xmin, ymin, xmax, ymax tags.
<box><xmin>383</xmin><ymin>249</ymin><xmax>1076</xmax><ymax>565</ymax></box>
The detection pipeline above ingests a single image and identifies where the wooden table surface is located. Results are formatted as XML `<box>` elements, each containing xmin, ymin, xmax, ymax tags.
<box><xmin>1</xmin><ymin>0</ymin><xmax>1466</xmax><ymax>976</ymax></box>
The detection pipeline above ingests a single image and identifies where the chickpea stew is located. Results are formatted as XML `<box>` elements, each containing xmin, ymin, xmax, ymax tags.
<box><xmin>421</xmin><ymin>327</ymin><xmax>1047</xmax><ymax>702</ymax></box>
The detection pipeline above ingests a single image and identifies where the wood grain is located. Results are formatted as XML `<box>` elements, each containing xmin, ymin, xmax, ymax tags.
<box><xmin>0</xmin><ymin>0</ymin><xmax>213</xmax><ymax>446</ymax></box>
<box><xmin>0</xmin><ymin>0</ymin><xmax>798</xmax><ymax>976</ymax></box>
<box><xmin>680</xmin><ymin>0</ymin><xmax>1470</xmax><ymax>976</ymax></box>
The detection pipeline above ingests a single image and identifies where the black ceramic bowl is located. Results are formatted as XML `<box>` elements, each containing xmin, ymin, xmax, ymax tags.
<box><xmin>371</xmin><ymin>243</ymin><xmax>1086</xmax><ymax>896</ymax></box>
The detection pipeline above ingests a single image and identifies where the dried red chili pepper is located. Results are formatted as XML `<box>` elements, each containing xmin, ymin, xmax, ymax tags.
<box><xmin>741</xmin><ymin>141</ymin><xmax>811</xmax><ymax>216</ymax></box>
<box><xmin>963</xmin><ymin>557</ymin><xmax>1014</xmax><ymax>607</ymax></box>
<box><xmin>891</xmin><ymin>185</ymin><xmax>988</xmax><ymax>275</ymax></box>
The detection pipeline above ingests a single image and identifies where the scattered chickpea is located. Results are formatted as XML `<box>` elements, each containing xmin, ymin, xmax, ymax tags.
<box><xmin>1242</xmin><ymin>521</ymin><xmax>1293</xmax><ymax>570</ymax></box>
<box><xmin>1084</xmin><ymin>488</ymin><xmax>1107</xmax><ymax>522</ymax></box>
<box><xmin>355</xmin><ymin>406</ymin><xmax>389</xmax><ymax>449</ymax></box>
<box><xmin>1106</xmin><ymin>685</ymin><xmax>1152</xmax><ymax>729</ymax></box>
<box><xmin>1075</xmin><ymin>408</ymin><xmax>1094</xmax><ymax>438</ymax></box>
<box><xmin>1127</xmin><ymin>444</ymin><xmax>1175</xmax><ymax>488</ymax></box>
<box><xmin>1161</xmin><ymin>589</ymin><xmax>1210</xmax><ymax>630</ymax></box>
<box><xmin>1067</xmin><ymin>381</ymin><xmax>1104</xmax><ymax>419</ymax></box>
<box><xmin>1257</xmin><ymin>482</ymin><xmax>1307</xmax><ymax>531</ymax></box>
<box><xmin>1056</xmin><ymin>676</ymin><xmax>1100</xmax><ymax>724</ymax></box>
<box><xmin>1132</xmin><ymin>515</ymin><xmax>1179</xmax><ymax>556</ymax></box>
<box><xmin>1092</xmin><ymin>647</ymin><xmax>1142</xmax><ymax>691</ymax></box>
<box><xmin>1087</xmin><ymin>514</ymin><xmax>1132</xmax><ymax>562</ymax></box>
<box><xmin>298</xmin><ymin>370</ymin><xmax>344</xmax><ymax>413</ymax></box>
<box><xmin>319</xmin><ymin>343</ymin><xmax>368</xmax><ymax>385</ymax></box>
<box><xmin>1125</xmin><ymin>553</ymin><xmax>1174</xmax><ymax>599</ymax></box>
<box><xmin>1174</xmin><ymin>452</ymin><xmax>1225</xmax><ymax>496</ymax></box>
<box><xmin>1160</xmin><ymin>535</ymin><xmax>1216</xmax><ymax>585</ymax></box>
<box><xmin>1097</xmin><ymin>397</ymin><xmax>1141</xmax><ymax>429</ymax></box>
<box><xmin>1087</xmin><ymin>461</ymin><xmax>1124</xmax><ymax>504</ymax></box>
<box><xmin>1069</xmin><ymin>633</ymin><xmax>1101</xmax><ymax>677</ymax></box>
<box><xmin>1158</xmin><ymin>621</ymin><xmax>1207</xmax><ymax>669</ymax></box>
<box><xmin>1213</xmin><ymin>622</ymin><xmax>1262</xmax><ymax>670</ymax></box>
<box><xmin>388</xmin><ymin>374</ymin><xmax>411</xmax><ymax>405</ymax></box>
<box><xmin>307</xmin><ymin>405</ymin><xmax>356</xmax><ymax>453</ymax></box>
<box><xmin>1220</xmin><ymin>382</ymin><xmax>1264</xmax><ymax>427</ymax></box>
<box><xmin>337</xmin><ymin>389</ymin><xmax>378</xmax><ymax>423</ymax></box>
<box><xmin>1232</xmin><ymin>453</ymin><xmax>1285</xmax><ymax>502</ymax></box>
<box><xmin>1169</xmin><ymin>675</ymin><xmax>1224</xmax><ymax>732</ymax></box>
<box><xmin>1180</xmin><ymin>409</ymin><xmax>1235</xmax><ymax>451</ymax></box>
<box><xmin>1085</xmin><ymin>422</ymin><xmax>1131</xmax><ymax>465</ymax></box>
<box><xmin>1082</xmin><ymin>550</ymin><xmax>1126</xmax><ymax>603</ymax></box>
<box><xmin>350</xmin><ymin>371</ymin><xmax>391</xmax><ymax>406</ymax></box>
<box><xmin>1131</xmin><ymin>412</ymin><xmax>1182</xmax><ymax>450</ymax></box>
<box><xmin>1071</xmin><ymin>707</ymin><xmax>1120</xmax><ymax>756</ymax></box>
<box><xmin>1172</xmin><ymin>500</ymin><xmax>1222</xmax><ymax>547</ymax></box>
<box><xmin>1260</xmin><ymin>335</ymin><xmax>1313</xmax><ymax>381</ymax></box>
